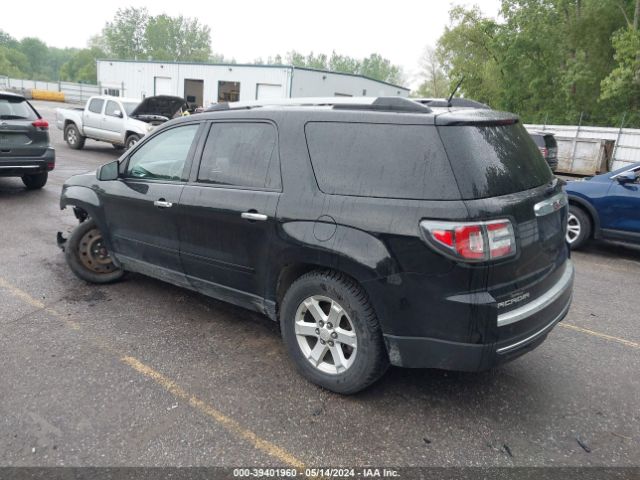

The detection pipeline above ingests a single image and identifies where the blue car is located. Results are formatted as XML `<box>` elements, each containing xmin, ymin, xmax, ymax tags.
<box><xmin>565</xmin><ymin>162</ymin><xmax>640</xmax><ymax>249</ymax></box>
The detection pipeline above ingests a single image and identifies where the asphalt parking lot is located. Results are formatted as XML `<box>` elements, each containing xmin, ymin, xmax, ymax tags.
<box><xmin>1</xmin><ymin>101</ymin><xmax>639</xmax><ymax>470</ymax></box>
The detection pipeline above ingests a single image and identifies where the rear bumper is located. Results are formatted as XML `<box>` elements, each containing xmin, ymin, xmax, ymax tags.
<box><xmin>384</xmin><ymin>260</ymin><xmax>574</xmax><ymax>370</ymax></box>
<box><xmin>0</xmin><ymin>147</ymin><xmax>55</xmax><ymax>176</ymax></box>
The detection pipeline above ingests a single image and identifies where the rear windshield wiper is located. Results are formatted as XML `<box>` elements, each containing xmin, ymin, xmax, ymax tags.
<box><xmin>0</xmin><ymin>115</ymin><xmax>29</xmax><ymax>120</ymax></box>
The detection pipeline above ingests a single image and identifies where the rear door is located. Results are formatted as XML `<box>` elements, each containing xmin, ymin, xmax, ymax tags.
<box><xmin>178</xmin><ymin>120</ymin><xmax>281</xmax><ymax>305</ymax></box>
<box><xmin>83</xmin><ymin>98</ymin><xmax>105</xmax><ymax>138</ymax></box>
<box><xmin>100</xmin><ymin>122</ymin><xmax>202</xmax><ymax>285</ymax></box>
<box><xmin>0</xmin><ymin>95</ymin><xmax>47</xmax><ymax>158</ymax></box>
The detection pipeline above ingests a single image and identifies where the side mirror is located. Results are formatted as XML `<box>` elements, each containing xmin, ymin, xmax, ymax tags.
<box><xmin>97</xmin><ymin>160</ymin><xmax>119</xmax><ymax>181</ymax></box>
<box><xmin>113</xmin><ymin>109</ymin><xmax>123</xmax><ymax>118</ymax></box>
<box><xmin>616</xmin><ymin>171</ymin><xmax>637</xmax><ymax>184</ymax></box>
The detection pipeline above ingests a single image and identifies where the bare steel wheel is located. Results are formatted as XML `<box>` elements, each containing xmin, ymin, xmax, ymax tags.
<box><xmin>78</xmin><ymin>228</ymin><xmax>117</xmax><ymax>274</ymax></box>
<box><xmin>65</xmin><ymin>218</ymin><xmax>124</xmax><ymax>284</ymax></box>
<box><xmin>295</xmin><ymin>295</ymin><xmax>357</xmax><ymax>374</ymax></box>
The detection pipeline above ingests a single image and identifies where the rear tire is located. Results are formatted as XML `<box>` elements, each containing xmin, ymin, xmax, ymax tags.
<box><xmin>64</xmin><ymin>124</ymin><xmax>85</xmax><ymax>150</ymax></box>
<box><xmin>125</xmin><ymin>134</ymin><xmax>140</xmax><ymax>150</ymax></box>
<box><xmin>567</xmin><ymin>205</ymin><xmax>591</xmax><ymax>250</ymax></box>
<box><xmin>65</xmin><ymin>219</ymin><xmax>124</xmax><ymax>284</ymax></box>
<box><xmin>22</xmin><ymin>172</ymin><xmax>48</xmax><ymax>190</ymax></box>
<box><xmin>280</xmin><ymin>270</ymin><xmax>389</xmax><ymax>394</ymax></box>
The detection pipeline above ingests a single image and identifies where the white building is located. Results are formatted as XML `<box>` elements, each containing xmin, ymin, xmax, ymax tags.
<box><xmin>96</xmin><ymin>60</ymin><xmax>410</xmax><ymax>107</ymax></box>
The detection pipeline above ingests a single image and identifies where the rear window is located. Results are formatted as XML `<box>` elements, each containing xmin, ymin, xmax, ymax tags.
<box><xmin>305</xmin><ymin>122</ymin><xmax>459</xmax><ymax>200</ymax></box>
<box><xmin>438</xmin><ymin>123</ymin><xmax>552</xmax><ymax>199</ymax></box>
<box><xmin>0</xmin><ymin>96</ymin><xmax>38</xmax><ymax>121</ymax></box>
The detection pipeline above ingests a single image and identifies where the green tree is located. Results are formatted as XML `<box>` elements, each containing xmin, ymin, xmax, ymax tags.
<box><xmin>328</xmin><ymin>51</ymin><xmax>361</xmax><ymax>74</ymax></box>
<box><xmin>600</xmin><ymin>0</ymin><xmax>640</xmax><ymax>124</ymax></box>
<box><xmin>103</xmin><ymin>7</ymin><xmax>149</xmax><ymax>59</ymax></box>
<box><xmin>360</xmin><ymin>53</ymin><xmax>403</xmax><ymax>84</ymax></box>
<box><xmin>436</xmin><ymin>1</ymin><xmax>632</xmax><ymax>126</ymax></box>
<box><xmin>19</xmin><ymin>37</ymin><xmax>49</xmax><ymax>77</ymax></box>
<box><xmin>60</xmin><ymin>47</ymin><xmax>105</xmax><ymax>83</ymax></box>
<box><xmin>0</xmin><ymin>46</ymin><xmax>26</xmax><ymax>77</ymax></box>
<box><xmin>145</xmin><ymin>14</ymin><xmax>211</xmax><ymax>61</ymax></box>
<box><xmin>414</xmin><ymin>46</ymin><xmax>448</xmax><ymax>98</ymax></box>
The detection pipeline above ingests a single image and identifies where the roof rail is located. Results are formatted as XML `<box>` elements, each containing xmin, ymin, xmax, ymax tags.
<box><xmin>206</xmin><ymin>96</ymin><xmax>432</xmax><ymax>114</ymax></box>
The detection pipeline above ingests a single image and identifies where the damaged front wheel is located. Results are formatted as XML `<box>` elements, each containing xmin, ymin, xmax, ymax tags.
<box><xmin>65</xmin><ymin>219</ymin><xmax>124</xmax><ymax>284</ymax></box>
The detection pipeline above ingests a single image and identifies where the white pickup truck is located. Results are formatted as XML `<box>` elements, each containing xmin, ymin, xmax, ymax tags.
<box><xmin>56</xmin><ymin>95</ymin><xmax>189</xmax><ymax>150</ymax></box>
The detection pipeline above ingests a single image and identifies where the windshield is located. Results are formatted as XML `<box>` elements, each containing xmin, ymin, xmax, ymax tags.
<box><xmin>0</xmin><ymin>96</ymin><xmax>38</xmax><ymax>120</ymax></box>
<box><xmin>122</xmin><ymin>102</ymin><xmax>140</xmax><ymax>116</ymax></box>
<box><xmin>438</xmin><ymin>122</ymin><xmax>553</xmax><ymax>199</ymax></box>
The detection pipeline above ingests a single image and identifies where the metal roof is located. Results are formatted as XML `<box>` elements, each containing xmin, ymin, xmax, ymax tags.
<box><xmin>96</xmin><ymin>59</ymin><xmax>410</xmax><ymax>92</ymax></box>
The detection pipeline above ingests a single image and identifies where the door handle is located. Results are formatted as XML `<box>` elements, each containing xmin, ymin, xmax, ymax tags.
<box><xmin>154</xmin><ymin>199</ymin><xmax>173</xmax><ymax>208</ymax></box>
<box><xmin>241</xmin><ymin>211</ymin><xmax>268</xmax><ymax>221</ymax></box>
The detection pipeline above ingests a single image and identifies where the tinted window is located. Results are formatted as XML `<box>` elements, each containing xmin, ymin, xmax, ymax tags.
<box><xmin>305</xmin><ymin>122</ymin><xmax>459</xmax><ymax>200</ymax></box>
<box><xmin>88</xmin><ymin>99</ymin><xmax>104</xmax><ymax>114</ymax></box>
<box><xmin>0</xmin><ymin>96</ymin><xmax>38</xmax><ymax>120</ymax></box>
<box><xmin>439</xmin><ymin>123</ymin><xmax>552</xmax><ymax>199</ymax></box>
<box><xmin>198</xmin><ymin>122</ymin><xmax>280</xmax><ymax>189</ymax></box>
<box><xmin>126</xmin><ymin>124</ymin><xmax>199</xmax><ymax>181</ymax></box>
<box><xmin>528</xmin><ymin>133</ymin><xmax>545</xmax><ymax>147</ymax></box>
<box><xmin>105</xmin><ymin>101</ymin><xmax>121</xmax><ymax>117</ymax></box>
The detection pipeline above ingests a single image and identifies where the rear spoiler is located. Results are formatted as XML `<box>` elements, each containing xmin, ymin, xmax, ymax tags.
<box><xmin>435</xmin><ymin>109</ymin><xmax>519</xmax><ymax>126</ymax></box>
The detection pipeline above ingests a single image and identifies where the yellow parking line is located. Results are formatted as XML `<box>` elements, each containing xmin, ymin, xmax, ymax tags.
<box><xmin>122</xmin><ymin>356</ymin><xmax>306</xmax><ymax>469</ymax></box>
<box><xmin>0</xmin><ymin>276</ymin><xmax>305</xmax><ymax>469</ymax></box>
<box><xmin>559</xmin><ymin>323</ymin><xmax>639</xmax><ymax>349</ymax></box>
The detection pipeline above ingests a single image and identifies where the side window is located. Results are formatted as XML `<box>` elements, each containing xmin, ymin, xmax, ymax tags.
<box><xmin>198</xmin><ymin>122</ymin><xmax>280</xmax><ymax>190</ymax></box>
<box><xmin>105</xmin><ymin>101</ymin><xmax>121</xmax><ymax>117</ymax></box>
<box><xmin>126</xmin><ymin>124</ymin><xmax>199</xmax><ymax>181</ymax></box>
<box><xmin>88</xmin><ymin>99</ymin><xmax>104</xmax><ymax>114</ymax></box>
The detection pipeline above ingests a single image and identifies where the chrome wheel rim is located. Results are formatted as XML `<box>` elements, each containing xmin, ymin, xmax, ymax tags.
<box><xmin>78</xmin><ymin>228</ymin><xmax>116</xmax><ymax>274</ymax></box>
<box><xmin>127</xmin><ymin>137</ymin><xmax>138</xmax><ymax>149</ymax></box>
<box><xmin>294</xmin><ymin>295</ymin><xmax>357</xmax><ymax>375</ymax></box>
<box><xmin>566</xmin><ymin>213</ymin><xmax>581</xmax><ymax>244</ymax></box>
<box><xmin>67</xmin><ymin>128</ymin><xmax>77</xmax><ymax>145</ymax></box>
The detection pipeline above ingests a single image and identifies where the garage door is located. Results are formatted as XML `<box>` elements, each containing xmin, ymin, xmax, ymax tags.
<box><xmin>154</xmin><ymin>77</ymin><xmax>173</xmax><ymax>96</ymax></box>
<box><xmin>256</xmin><ymin>84</ymin><xmax>282</xmax><ymax>100</ymax></box>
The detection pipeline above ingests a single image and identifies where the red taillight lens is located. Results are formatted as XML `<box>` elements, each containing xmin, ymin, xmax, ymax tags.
<box><xmin>420</xmin><ymin>219</ymin><xmax>516</xmax><ymax>262</ymax></box>
<box><xmin>538</xmin><ymin>146</ymin><xmax>548</xmax><ymax>158</ymax></box>
<box><xmin>455</xmin><ymin>225</ymin><xmax>485</xmax><ymax>259</ymax></box>
<box><xmin>432</xmin><ymin>229</ymin><xmax>454</xmax><ymax>247</ymax></box>
<box><xmin>32</xmin><ymin>119</ymin><xmax>49</xmax><ymax>130</ymax></box>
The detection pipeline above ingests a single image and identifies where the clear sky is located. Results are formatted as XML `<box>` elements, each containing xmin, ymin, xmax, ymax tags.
<box><xmin>2</xmin><ymin>0</ymin><xmax>501</xmax><ymax>88</ymax></box>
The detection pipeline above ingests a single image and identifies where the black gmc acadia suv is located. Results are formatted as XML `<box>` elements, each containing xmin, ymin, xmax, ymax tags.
<box><xmin>59</xmin><ymin>97</ymin><xmax>574</xmax><ymax>394</ymax></box>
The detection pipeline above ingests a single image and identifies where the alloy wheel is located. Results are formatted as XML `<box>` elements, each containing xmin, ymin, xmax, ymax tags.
<box><xmin>294</xmin><ymin>295</ymin><xmax>357</xmax><ymax>375</ymax></box>
<box><xmin>67</xmin><ymin>128</ymin><xmax>77</xmax><ymax>145</ymax></box>
<box><xmin>566</xmin><ymin>212</ymin><xmax>581</xmax><ymax>244</ymax></box>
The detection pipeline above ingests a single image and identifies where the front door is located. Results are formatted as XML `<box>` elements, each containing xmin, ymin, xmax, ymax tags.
<box><xmin>101</xmin><ymin>122</ymin><xmax>202</xmax><ymax>286</ymax></box>
<box><xmin>102</xmin><ymin>100</ymin><xmax>124</xmax><ymax>143</ymax></box>
<box><xmin>602</xmin><ymin>165</ymin><xmax>640</xmax><ymax>237</ymax></box>
<box><xmin>178</xmin><ymin>121</ymin><xmax>281</xmax><ymax>306</ymax></box>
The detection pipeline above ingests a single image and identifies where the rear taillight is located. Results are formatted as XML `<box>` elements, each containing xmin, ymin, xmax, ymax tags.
<box><xmin>32</xmin><ymin>119</ymin><xmax>49</xmax><ymax>130</ymax></box>
<box><xmin>420</xmin><ymin>219</ymin><xmax>516</xmax><ymax>262</ymax></box>
<box><xmin>538</xmin><ymin>146</ymin><xmax>548</xmax><ymax>158</ymax></box>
